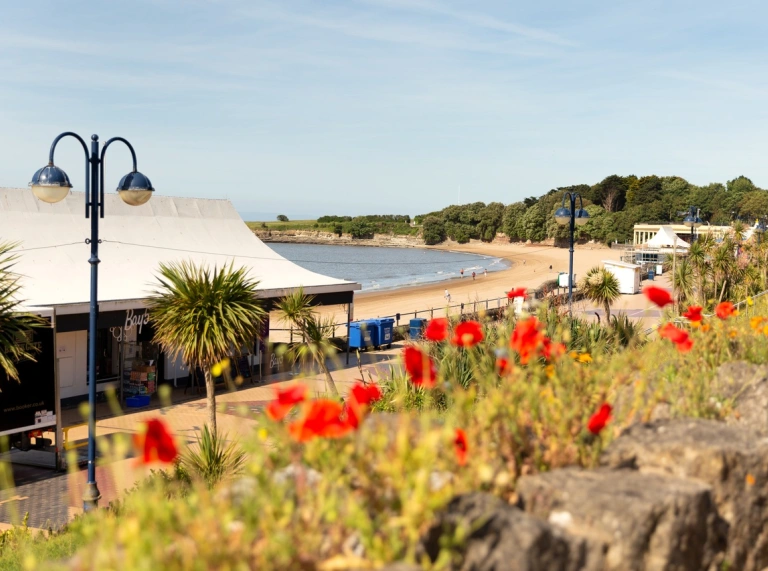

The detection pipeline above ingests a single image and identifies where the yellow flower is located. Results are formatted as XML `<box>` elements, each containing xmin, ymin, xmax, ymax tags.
<box><xmin>690</xmin><ymin>320</ymin><xmax>701</xmax><ymax>328</ymax></box>
<box><xmin>746</xmin><ymin>473</ymin><xmax>756</xmax><ymax>486</ymax></box>
<box><xmin>728</xmin><ymin>329</ymin><xmax>738</xmax><ymax>339</ymax></box>
<box><xmin>750</xmin><ymin>316</ymin><xmax>765</xmax><ymax>330</ymax></box>
<box><xmin>211</xmin><ymin>357</ymin><xmax>231</xmax><ymax>377</ymax></box>
<box><xmin>762</xmin><ymin>324</ymin><xmax>768</xmax><ymax>336</ymax></box>
<box><xmin>258</xmin><ymin>428</ymin><xmax>268</xmax><ymax>441</ymax></box>
<box><xmin>545</xmin><ymin>364</ymin><xmax>555</xmax><ymax>378</ymax></box>
<box><xmin>568</xmin><ymin>351</ymin><xmax>578</xmax><ymax>360</ymax></box>
<box><xmin>577</xmin><ymin>353</ymin><xmax>593</xmax><ymax>363</ymax></box>
<box><xmin>748</xmin><ymin>296</ymin><xmax>755</xmax><ymax>307</ymax></box>
<box><xmin>702</xmin><ymin>323</ymin><xmax>711</xmax><ymax>333</ymax></box>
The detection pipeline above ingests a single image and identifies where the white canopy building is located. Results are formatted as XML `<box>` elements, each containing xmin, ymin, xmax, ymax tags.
<box><xmin>0</xmin><ymin>187</ymin><xmax>359</xmax><ymax>402</ymax></box>
<box><xmin>645</xmin><ymin>226</ymin><xmax>689</xmax><ymax>250</ymax></box>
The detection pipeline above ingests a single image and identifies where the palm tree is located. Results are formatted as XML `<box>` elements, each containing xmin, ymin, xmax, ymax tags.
<box><xmin>579</xmin><ymin>266</ymin><xmax>621</xmax><ymax>321</ymax></box>
<box><xmin>0</xmin><ymin>242</ymin><xmax>44</xmax><ymax>380</ymax></box>
<box><xmin>276</xmin><ymin>288</ymin><xmax>339</xmax><ymax>396</ymax></box>
<box><xmin>147</xmin><ymin>261</ymin><xmax>265</xmax><ymax>433</ymax></box>
<box><xmin>672</xmin><ymin>257</ymin><xmax>695</xmax><ymax>307</ymax></box>
<box><xmin>686</xmin><ymin>240</ymin><xmax>708</xmax><ymax>305</ymax></box>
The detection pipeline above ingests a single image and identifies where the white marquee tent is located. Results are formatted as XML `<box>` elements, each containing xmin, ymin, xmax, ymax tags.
<box><xmin>645</xmin><ymin>226</ymin><xmax>689</xmax><ymax>250</ymax></box>
<box><xmin>0</xmin><ymin>187</ymin><xmax>359</xmax><ymax>313</ymax></box>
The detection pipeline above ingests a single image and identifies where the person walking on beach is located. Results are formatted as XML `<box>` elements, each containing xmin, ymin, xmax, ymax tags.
<box><xmin>460</xmin><ymin>268</ymin><xmax>464</xmax><ymax>278</ymax></box>
<box><xmin>472</xmin><ymin>271</ymin><xmax>476</xmax><ymax>280</ymax></box>
<box><xmin>483</xmin><ymin>268</ymin><xmax>487</xmax><ymax>278</ymax></box>
<box><xmin>445</xmin><ymin>289</ymin><xmax>451</xmax><ymax>303</ymax></box>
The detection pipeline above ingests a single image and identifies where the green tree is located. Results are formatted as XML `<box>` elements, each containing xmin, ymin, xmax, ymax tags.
<box><xmin>501</xmin><ymin>202</ymin><xmax>527</xmax><ymax>241</ymax></box>
<box><xmin>422</xmin><ymin>216</ymin><xmax>446</xmax><ymax>245</ymax></box>
<box><xmin>521</xmin><ymin>203</ymin><xmax>547</xmax><ymax>242</ymax></box>
<box><xmin>348</xmin><ymin>218</ymin><xmax>375</xmax><ymax>239</ymax></box>
<box><xmin>276</xmin><ymin>289</ymin><xmax>339</xmax><ymax>396</ymax></box>
<box><xmin>738</xmin><ymin>191</ymin><xmax>768</xmax><ymax>222</ymax></box>
<box><xmin>333</xmin><ymin>223</ymin><xmax>343</xmax><ymax>237</ymax></box>
<box><xmin>147</xmin><ymin>261</ymin><xmax>265</xmax><ymax>433</ymax></box>
<box><xmin>579</xmin><ymin>266</ymin><xmax>621</xmax><ymax>320</ymax></box>
<box><xmin>276</xmin><ymin>214</ymin><xmax>289</xmax><ymax>222</ymax></box>
<box><xmin>0</xmin><ymin>242</ymin><xmax>44</xmax><ymax>380</ymax></box>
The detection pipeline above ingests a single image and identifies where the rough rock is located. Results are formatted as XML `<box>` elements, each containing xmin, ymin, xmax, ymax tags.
<box><xmin>516</xmin><ymin>467</ymin><xmax>726</xmax><ymax>571</ymax></box>
<box><xmin>601</xmin><ymin>419</ymin><xmax>768</xmax><ymax>570</ymax></box>
<box><xmin>421</xmin><ymin>492</ymin><xmax>603</xmax><ymax>571</ymax></box>
<box><xmin>714</xmin><ymin>361</ymin><xmax>768</xmax><ymax>434</ymax></box>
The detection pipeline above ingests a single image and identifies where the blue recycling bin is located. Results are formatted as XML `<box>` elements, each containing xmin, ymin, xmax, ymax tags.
<box><xmin>409</xmin><ymin>318</ymin><xmax>427</xmax><ymax>340</ymax></box>
<box><xmin>648</xmin><ymin>269</ymin><xmax>655</xmax><ymax>281</ymax></box>
<box><xmin>349</xmin><ymin>321</ymin><xmax>374</xmax><ymax>350</ymax></box>
<box><xmin>375</xmin><ymin>318</ymin><xmax>395</xmax><ymax>349</ymax></box>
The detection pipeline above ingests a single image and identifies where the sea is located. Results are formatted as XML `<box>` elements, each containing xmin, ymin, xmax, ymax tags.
<box><xmin>268</xmin><ymin>243</ymin><xmax>512</xmax><ymax>292</ymax></box>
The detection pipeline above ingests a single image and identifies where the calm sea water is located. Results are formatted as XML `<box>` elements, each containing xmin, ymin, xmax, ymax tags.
<box><xmin>268</xmin><ymin>243</ymin><xmax>512</xmax><ymax>291</ymax></box>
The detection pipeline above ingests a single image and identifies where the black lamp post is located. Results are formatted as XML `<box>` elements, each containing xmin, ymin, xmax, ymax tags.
<box><xmin>755</xmin><ymin>218</ymin><xmax>766</xmax><ymax>245</ymax></box>
<box><xmin>30</xmin><ymin>133</ymin><xmax>154</xmax><ymax>512</ymax></box>
<box><xmin>554</xmin><ymin>192</ymin><xmax>589</xmax><ymax>317</ymax></box>
<box><xmin>682</xmin><ymin>206</ymin><xmax>703</xmax><ymax>242</ymax></box>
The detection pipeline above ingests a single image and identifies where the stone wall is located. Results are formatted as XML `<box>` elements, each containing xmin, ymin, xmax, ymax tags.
<box><xmin>253</xmin><ymin>229</ymin><xmax>425</xmax><ymax>248</ymax></box>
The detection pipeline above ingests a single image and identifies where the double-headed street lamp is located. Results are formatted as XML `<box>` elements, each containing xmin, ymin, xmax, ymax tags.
<box><xmin>554</xmin><ymin>192</ymin><xmax>589</xmax><ymax>317</ymax></box>
<box><xmin>30</xmin><ymin>133</ymin><xmax>154</xmax><ymax>511</ymax></box>
<box><xmin>683</xmin><ymin>206</ymin><xmax>703</xmax><ymax>243</ymax></box>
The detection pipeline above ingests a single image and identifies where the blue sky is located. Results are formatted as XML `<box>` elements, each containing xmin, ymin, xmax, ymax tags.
<box><xmin>2</xmin><ymin>1</ymin><xmax>768</xmax><ymax>219</ymax></box>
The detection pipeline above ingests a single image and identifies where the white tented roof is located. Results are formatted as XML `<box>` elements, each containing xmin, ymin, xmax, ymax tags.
<box><xmin>0</xmin><ymin>188</ymin><xmax>359</xmax><ymax>309</ymax></box>
<box><xmin>603</xmin><ymin>260</ymin><xmax>641</xmax><ymax>270</ymax></box>
<box><xmin>646</xmin><ymin>226</ymin><xmax>689</xmax><ymax>249</ymax></box>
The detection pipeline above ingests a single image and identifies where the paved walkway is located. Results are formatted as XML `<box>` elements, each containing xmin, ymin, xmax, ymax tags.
<box><xmin>0</xmin><ymin>345</ymin><xmax>401</xmax><ymax>530</ymax></box>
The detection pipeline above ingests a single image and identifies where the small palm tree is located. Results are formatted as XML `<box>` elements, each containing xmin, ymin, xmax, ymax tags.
<box><xmin>0</xmin><ymin>242</ymin><xmax>44</xmax><ymax>380</ymax></box>
<box><xmin>276</xmin><ymin>288</ymin><xmax>339</xmax><ymax>396</ymax></box>
<box><xmin>579</xmin><ymin>266</ymin><xmax>621</xmax><ymax>321</ymax></box>
<box><xmin>147</xmin><ymin>261</ymin><xmax>265</xmax><ymax>433</ymax></box>
<box><xmin>672</xmin><ymin>257</ymin><xmax>695</xmax><ymax>307</ymax></box>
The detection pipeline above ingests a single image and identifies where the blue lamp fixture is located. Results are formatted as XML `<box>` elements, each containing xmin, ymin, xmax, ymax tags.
<box><xmin>554</xmin><ymin>192</ymin><xmax>589</xmax><ymax>317</ymax></box>
<box><xmin>682</xmin><ymin>206</ymin><xmax>703</xmax><ymax>243</ymax></box>
<box><xmin>30</xmin><ymin>133</ymin><xmax>154</xmax><ymax>512</ymax></box>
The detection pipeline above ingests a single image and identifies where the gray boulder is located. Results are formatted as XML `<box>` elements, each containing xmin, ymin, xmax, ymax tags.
<box><xmin>714</xmin><ymin>361</ymin><xmax>768</xmax><ymax>434</ymax></box>
<box><xmin>516</xmin><ymin>467</ymin><xmax>726</xmax><ymax>571</ymax></box>
<box><xmin>421</xmin><ymin>492</ymin><xmax>602</xmax><ymax>571</ymax></box>
<box><xmin>601</xmin><ymin>419</ymin><xmax>768</xmax><ymax>570</ymax></box>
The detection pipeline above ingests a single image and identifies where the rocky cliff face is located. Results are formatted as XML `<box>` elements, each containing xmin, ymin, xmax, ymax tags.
<box><xmin>252</xmin><ymin>229</ymin><xmax>425</xmax><ymax>248</ymax></box>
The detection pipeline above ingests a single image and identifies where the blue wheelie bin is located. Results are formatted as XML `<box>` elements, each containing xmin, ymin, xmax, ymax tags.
<box><xmin>376</xmin><ymin>318</ymin><xmax>395</xmax><ymax>349</ymax></box>
<box><xmin>409</xmin><ymin>318</ymin><xmax>427</xmax><ymax>340</ymax></box>
<box><xmin>647</xmin><ymin>269</ymin><xmax>655</xmax><ymax>281</ymax></box>
<box><xmin>349</xmin><ymin>321</ymin><xmax>374</xmax><ymax>350</ymax></box>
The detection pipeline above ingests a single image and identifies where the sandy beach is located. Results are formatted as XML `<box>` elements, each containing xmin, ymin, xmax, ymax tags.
<box><xmin>268</xmin><ymin>240</ymin><xmax>662</xmax><ymax>340</ymax></box>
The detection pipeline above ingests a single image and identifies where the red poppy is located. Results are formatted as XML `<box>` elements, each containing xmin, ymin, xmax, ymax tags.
<box><xmin>643</xmin><ymin>286</ymin><xmax>674</xmax><ymax>308</ymax></box>
<box><xmin>510</xmin><ymin>317</ymin><xmax>545</xmax><ymax>364</ymax></box>
<box><xmin>425</xmin><ymin>318</ymin><xmax>449</xmax><ymax>342</ymax></box>
<box><xmin>496</xmin><ymin>357</ymin><xmax>512</xmax><ymax>375</ymax></box>
<box><xmin>658</xmin><ymin>323</ymin><xmax>694</xmax><ymax>353</ymax></box>
<box><xmin>134</xmin><ymin>418</ymin><xmax>178</xmax><ymax>464</ymax></box>
<box><xmin>288</xmin><ymin>399</ymin><xmax>353</xmax><ymax>442</ymax></box>
<box><xmin>451</xmin><ymin>320</ymin><xmax>484</xmax><ymax>348</ymax></box>
<box><xmin>266</xmin><ymin>384</ymin><xmax>308</xmax><ymax>421</ymax></box>
<box><xmin>541</xmin><ymin>337</ymin><xmax>566</xmax><ymax>362</ymax></box>
<box><xmin>403</xmin><ymin>346</ymin><xmax>437</xmax><ymax>388</ymax></box>
<box><xmin>454</xmin><ymin>428</ymin><xmax>468</xmax><ymax>466</ymax></box>
<box><xmin>682</xmin><ymin>306</ymin><xmax>703</xmax><ymax>322</ymax></box>
<box><xmin>345</xmin><ymin>381</ymin><xmax>383</xmax><ymax>429</ymax></box>
<box><xmin>587</xmin><ymin>404</ymin><xmax>612</xmax><ymax>435</ymax></box>
<box><xmin>715</xmin><ymin>301</ymin><xmax>736</xmax><ymax>320</ymax></box>
<box><xmin>507</xmin><ymin>287</ymin><xmax>527</xmax><ymax>300</ymax></box>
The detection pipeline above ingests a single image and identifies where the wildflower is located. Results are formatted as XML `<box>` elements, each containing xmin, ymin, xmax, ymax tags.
<box><xmin>133</xmin><ymin>418</ymin><xmax>178</xmax><ymax>464</ymax></box>
<box><xmin>345</xmin><ymin>381</ymin><xmax>383</xmax><ymax>429</ymax></box>
<box><xmin>746</xmin><ymin>474</ymin><xmax>756</xmax><ymax>486</ymax></box>
<box><xmin>750</xmin><ymin>316</ymin><xmax>765</xmax><ymax>330</ymax></box>
<box><xmin>266</xmin><ymin>384</ymin><xmax>308</xmax><ymax>421</ymax></box>
<box><xmin>425</xmin><ymin>318</ymin><xmax>449</xmax><ymax>342</ymax></box>
<box><xmin>545</xmin><ymin>364</ymin><xmax>555</xmax><ymax>378</ymax></box>
<box><xmin>658</xmin><ymin>322</ymin><xmax>694</xmax><ymax>353</ymax></box>
<box><xmin>702</xmin><ymin>323</ymin><xmax>711</xmax><ymax>332</ymax></box>
<box><xmin>451</xmin><ymin>320</ymin><xmax>484</xmax><ymax>348</ymax></box>
<box><xmin>454</xmin><ymin>428</ymin><xmax>468</xmax><ymax>466</ymax></box>
<box><xmin>507</xmin><ymin>287</ymin><xmax>527</xmax><ymax>300</ymax></box>
<box><xmin>542</xmin><ymin>337</ymin><xmax>566</xmax><ymax>362</ymax></box>
<box><xmin>643</xmin><ymin>286</ymin><xmax>674</xmax><ymax>308</ymax></box>
<box><xmin>211</xmin><ymin>357</ymin><xmax>230</xmax><ymax>377</ymax></box>
<box><xmin>288</xmin><ymin>399</ymin><xmax>352</xmax><ymax>442</ymax></box>
<box><xmin>682</xmin><ymin>306</ymin><xmax>703</xmax><ymax>322</ymax></box>
<box><xmin>510</xmin><ymin>317</ymin><xmax>545</xmax><ymax>364</ymax></box>
<box><xmin>587</xmin><ymin>404</ymin><xmax>612</xmax><ymax>435</ymax></box>
<box><xmin>496</xmin><ymin>357</ymin><xmax>512</xmax><ymax>375</ymax></box>
<box><xmin>403</xmin><ymin>346</ymin><xmax>437</xmax><ymax>388</ymax></box>
<box><xmin>577</xmin><ymin>352</ymin><xmax>593</xmax><ymax>363</ymax></box>
<box><xmin>728</xmin><ymin>329</ymin><xmax>738</xmax><ymax>339</ymax></box>
<box><xmin>748</xmin><ymin>297</ymin><xmax>755</xmax><ymax>307</ymax></box>
<box><xmin>715</xmin><ymin>301</ymin><xmax>737</xmax><ymax>320</ymax></box>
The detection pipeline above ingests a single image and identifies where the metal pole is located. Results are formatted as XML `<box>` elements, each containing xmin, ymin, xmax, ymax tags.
<box><xmin>568</xmin><ymin>194</ymin><xmax>575</xmax><ymax>318</ymax></box>
<box><xmin>83</xmin><ymin>135</ymin><xmax>101</xmax><ymax>511</ymax></box>
<box><xmin>345</xmin><ymin>303</ymin><xmax>352</xmax><ymax>366</ymax></box>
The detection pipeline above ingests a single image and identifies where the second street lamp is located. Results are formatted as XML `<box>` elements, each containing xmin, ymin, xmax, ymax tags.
<box><xmin>554</xmin><ymin>192</ymin><xmax>589</xmax><ymax>317</ymax></box>
<box><xmin>30</xmin><ymin>132</ymin><xmax>154</xmax><ymax>512</ymax></box>
<box><xmin>682</xmin><ymin>206</ymin><xmax>703</xmax><ymax>243</ymax></box>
